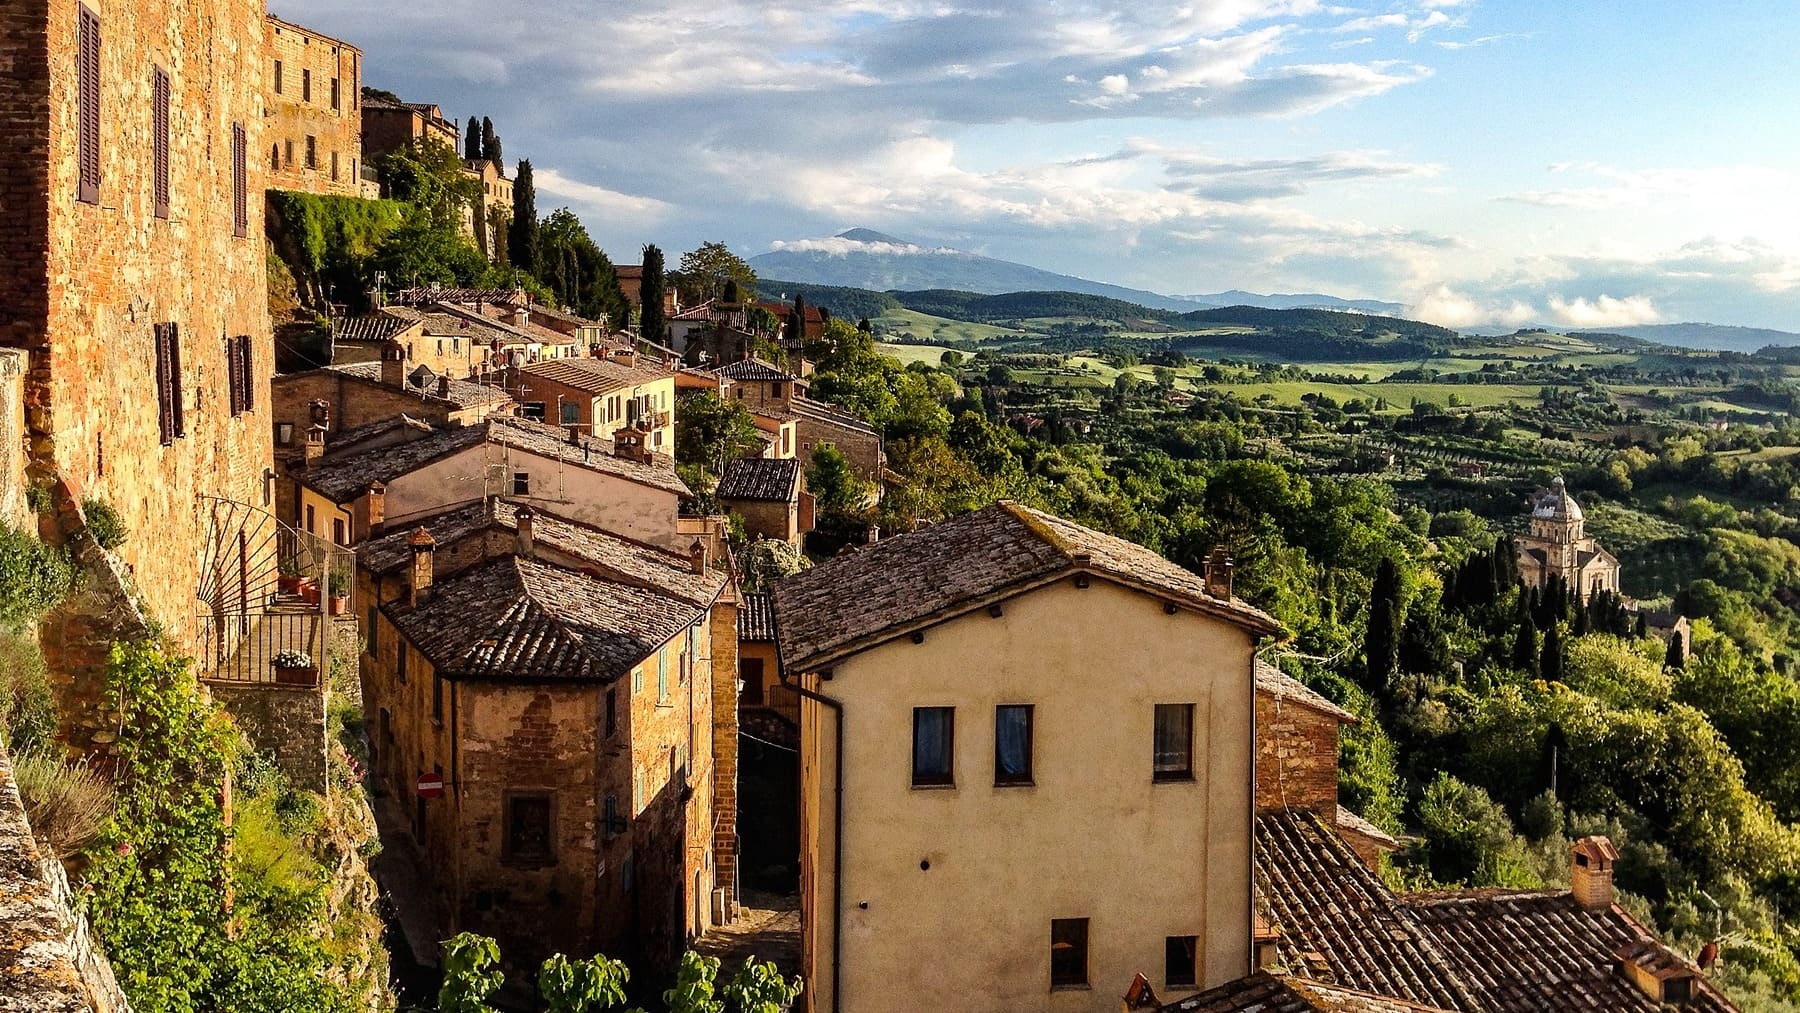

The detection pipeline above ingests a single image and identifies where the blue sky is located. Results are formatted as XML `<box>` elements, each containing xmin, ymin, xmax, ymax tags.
<box><xmin>272</xmin><ymin>0</ymin><xmax>1800</xmax><ymax>330</ymax></box>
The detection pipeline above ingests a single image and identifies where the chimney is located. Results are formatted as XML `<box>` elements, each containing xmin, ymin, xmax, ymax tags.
<box><xmin>380</xmin><ymin>339</ymin><xmax>407</xmax><ymax>388</ymax></box>
<box><xmin>1204</xmin><ymin>545</ymin><xmax>1234</xmax><ymax>599</ymax></box>
<box><xmin>612</xmin><ymin>347</ymin><xmax>638</xmax><ymax>368</ymax></box>
<box><xmin>613</xmin><ymin>428</ymin><xmax>645</xmax><ymax>463</ymax></box>
<box><xmin>515</xmin><ymin>505</ymin><xmax>536</xmax><ymax>558</ymax></box>
<box><xmin>688</xmin><ymin>538</ymin><xmax>708</xmax><ymax>575</ymax></box>
<box><xmin>302</xmin><ymin>424</ymin><xmax>328</xmax><ymax>467</ymax></box>
<box><xmin>359</xmin><ymin>481</ymin><xmax>387</xmax><ymax>538</ymax></box>
<box><xmin>1571</xmin><ymin>836</ymin><xmax>1619</xmax><ymax>912</ymax></box>
<box><xmin>437</xmin><ymin>375</ymin><xmax>452</xmax><ymax>399</ymax></box>
<box><xmin>407</xmin><ymin>527</ymin><xmax>436</xmax><ymax>606</ymax></box>
<box><xmin>308</xmin><ymin>399</ymin><xmax>331</xmax><ymax>428</ymax></box>
<box><xmin>514</xmin><ymin>306</ymin><xmax>530</xmax><ymax>331</ymax></box>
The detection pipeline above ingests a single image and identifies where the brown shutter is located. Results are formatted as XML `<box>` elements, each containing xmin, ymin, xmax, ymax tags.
<box><xmin>169</xmin><ymin>325</ymin><xmax>184</xmax><ymax>438</ymax></box>
<box><xmin>154</xmin><ymin>324</ymin><xmax>176</xmax><ymax>444</ymax></box>
<box><xmin>240</xmin><ymin>336</ymin><xmax>255</xmax><ymax>412</ymax></box>
<box><xmin>77</xmin><ymin>5</ymin><xmax>101</xmax><ymax>204</ymax></box>
<box><xmin>225</xmin><ymin>334</ymin><xmax>243</xmax><ymax>415</ymax></box>
<box><xmin>231</xmin><ymin>122</ymin><xmax>247</xmax><ymax>237</ymax></box>
<box><xmin>152</xmin><ymin>67</ymin><xmax>169</xmax><ymax>219</ymax></box>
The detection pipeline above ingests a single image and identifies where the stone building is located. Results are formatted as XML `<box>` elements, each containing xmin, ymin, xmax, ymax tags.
<box><xmin>354</xmin><ymin>503</ymin><xmax>737</xmax><ymax>971</ymax></box>
<box><xmin>263</xmin><ymin>16</ymin><xmax>362</xmax><ymax>197</ymax></box>
<box><xmin>713</xmin><ymin>358</ymin><xmax>886</xmax><ymax>482</ymax></box>
<box><xmin>270</xmin><ymin>355</ymin><xmax>512</xmax><ymax>458</ymax></box>
<box><xmin>771</xmin><ymin>502</ymin><xmax>1282</xmax><ymax>1012</ymax></box>
<box><xmin>1515</xmin><ymin>476</ymin><xmax>1621</xmax><ymax>598</ymax></box>
<box><xmin>0</xmin><ymin>0</ymin><xmax>275</xmax><ymax>746</ymax></box>
<box><xmin>511</xmin><ymin>350</ymin><xmax>678</xmax><ymax>453</ymax></box>
<box><xmin>360</xmin><ymin>95</ymin><xmax>458</xmax><ymax>165</ymax></box>
<box><xmin>717</xmin><ymin>457</ymin><xmax>813</xmax><ymax>545</ymax></box>
<box><xmin>462</xmin><ymin>158</ymin><xmax>511</xmax><ymax>262</ymax></box>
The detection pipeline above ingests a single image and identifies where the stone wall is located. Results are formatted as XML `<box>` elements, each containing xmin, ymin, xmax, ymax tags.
<box><xmin>795</xmin><ymin>412</ymin><xmax>884</xmax><ymax>482</ymax></box>
<box><xmin>209</xmin><ymin>680</ymin><xmax>329</xmax><ymax>793</ymax></box>
<box><xmin>0</xmin><ymin>744</ymin><xmax>131</xmax><ymax>1013</ymax></box>
<box><xmin>709</xmin><ymin>595</ymin><xmax>740</xmax><ymax>923</ymax></box>
<box><xmin>264</xmin><ymin>17</ymin><xmax>363</xmax><ymax>197</ymax></box>
<box><xmin>1254</xmin><ymin>690</ymin><xmax>1341</xmax><ymax>814</ymax></box>
<box><xmin>0</xmin><ymin>350</ymin><xmax>29</xmax><ymax>530</ymax></box>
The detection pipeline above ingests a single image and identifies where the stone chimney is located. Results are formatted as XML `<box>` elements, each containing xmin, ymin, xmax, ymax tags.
<box><xmin>358</xmin><ymin>481</ymin><xmax>387</xmax><ymax>538</ymax></box>
<box><xmin>515</xmin><ymin>506</ymin><xmax>536</xmax><ymax>559</ymax></box>
<box><xmin>1204</xmin><ymin>545</ymin><xmax>1234</xmax><ymax>599</ymax></box>
<box><xmin>513</xmin><ymin>306</ymin><xmax>530</xmax><ymax>331</ymax></box>
<box><xmin>611</xmin><ymin>347</ymin><xmax>638</xmax><ymax>368</ymax></box>
<box><xmin>302</xmin><ymin>424</ymin><xmax>327</xmax><ymax>467</ymax></box>
<box><xmin>613</xmin><ymin>428</ymin><xmax>647</xmax><ymax>463</ymax></box>
<box><xmin>688</xmin><ymin>538</ymin><xmax>708</xmax><ymax>575</ymax></box>
<box><xmin>437</xmin><ymin>375</ymin><xmax>452</xmax><ymax>399</ymax></box>
<box><xmin>1571</xmin><ymin>836</ymin><xmax>1619</xmax><ymax>912</ymax></box>
<box><xmin>407</xmin><ymin>527</ymin><xmax>436</xmax><ymax>606</ymax></box>
<box><xmin>308</xmin><ymin>399</ymin><xmax>331</xmax><ymax>428</ymax></box>
<box><xmin>379</xmin><ymin>339</ymin><xmax>407</xmax><ymax>388</ymax></box>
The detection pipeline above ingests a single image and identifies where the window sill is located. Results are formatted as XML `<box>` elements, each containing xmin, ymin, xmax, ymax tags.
<box><xmin>910</xmin><ymin>782</ymin><xmax>956</xmax><ymax>791</ymax></box>
<box><xmin>1050</xmin><ymin>983</ymin><xmax>1092</xmax><ymax>992</ymax></box>
<box><xmin>1152</xmin><ymin>773</ymin><xmax>1196</xmax><ymax>784</ymax></box>
<box><xmin>994</xmin><ymin>780</ymin><xmax>1035</xmax><ymax>788</ymax></box>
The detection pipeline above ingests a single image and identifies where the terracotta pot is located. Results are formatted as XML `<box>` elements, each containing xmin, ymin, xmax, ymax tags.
<box><xmin>278</xmin><ymin>574</ymin><xmax>301</xmax><ymax>594</ymax></box>
<box><xmin>273</xmin><ymin>665</ymin><xmax>317</xmax><ymax>687</ymax></box>
<box><xmin>328</xmin><ymin>595</ymin><xmax>349</xmax><ymax>617</ymax></box>
<box><xmin>299</xmin><ymin>579</ymin><xmax>321</xmax><ymax>605</ymax></box>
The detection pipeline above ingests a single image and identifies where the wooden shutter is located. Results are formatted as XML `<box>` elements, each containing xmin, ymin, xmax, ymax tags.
<box><xmin>225</xmin><ymin>335</ymin><xmax>243</xmax><ymax>415</ymax></box>
<box><xmin>239</xmin><ymin>336</ymin><xmax>255</xmax><ymax>412</ymax></box>
<box><xmin>151</xmin><ymin>67</ymin><xmax>169</xmax><ymax>219</ymax></box>
<box><xmin>77</xmin><ymin>5</ymin><xmax>101</xmax><ymax>204</ymax></box>
<box><xmin>231</xmin><ymin>122</ymin><xmax>247</xmax><ymax>237</ymax></box>
<box><xmin>154</xmin><ymin>324</ymin><xmax>177</xmax><ymax>444</ymax></box>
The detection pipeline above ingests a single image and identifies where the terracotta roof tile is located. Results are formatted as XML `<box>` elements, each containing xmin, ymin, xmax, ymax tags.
<box><xmin>327</xmin><ymin>361</ymin><xmax>510</xmax><ymax>408</ymax></box>
<box><xmin>1255</xmin><ymin>660</ymin><xmax>1356</xmax><ymax>724</ymax></box>
<box><xmin>771</xmin><ymin>501</ymin><xmax>1279</xmax><ymax>672</ymax></box>
<box><xmin>521</xmin><ymin>355</ymin><xmax>674</xmax><ymax>395</ymax></box>
<box><xmin>717</xmin><ymin>457</ymin><xmax>802</xmax><ymax>502</ymax></box>
<box><xmin>1164</xmin><ymin>971</ymin><xmax>1457</xmax><ymax>1012</ymax></box>
<box><xmin>715</xmin><ymin>357</ymin><xmax>797</xmax><ymax>382</ymax></box>
<box><xmin>738</xmin><ymin>591</ymin><xmax>777</xmax><ymax>642</ymax></box>
<box><xmin>332</xmin><ymin>309</ymin><xmax>421</xmax><ymax>343</ymax></box>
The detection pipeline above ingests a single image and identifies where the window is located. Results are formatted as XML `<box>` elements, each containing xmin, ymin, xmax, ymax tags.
<box><xmin>657</xmin><ymin>648</ymin><xmax>668</xmax><ymax>702</ymax></box>
<box><xmin>305</xmin><ymin>134</ymin><xmax>316</xmax><ymax>169</ymax></box>
<box><xmin>1165</xmin><ymin>936</ymin><xmax>1198</xmax><ymax>989</ymax></box>
<box><xmin>522</xmin><ymin>401</ymin><xmax>546</xmax><ymax>421</ymax></box>
<box><xmin>632</xmin><ymin>667</ymin><xmax>642</xmax><ymax>696</ymax></box>
<box><xmin>153</xmin><ymin>323</ymin><xmax>183</xmax><ymax>444</ymax></box>
<box><xmin>603</xmin><ymin>794</ymin><xmax>620</xmax><ymax>838</ymax></box>
<box><xmin>911</xmin><ymin>707</ymin><xmax>954</xmax><ymax>787</ymax></box>
<box><xmin>301</xmin><ymin>68</ymin><xmax>311</xmax><ymax>102</ymax></box>
<box><xmin>151</xmin><ymin>67</ymin><xmax>170</xmax><ymax>219</ymax></box>
<box><xmin>231</xmin><ymin>122</ymin><xmax>247</xmax><ymax>237</ymax></box>
<box><xmin>331</xmin><ymin>517</ymin><xmax>345</xmax><ymax>545</ymax></box>
<box><xmin>331</xmin><ymin>150</ymin><xmax>339</xmax><ymax>181</ymax></box>
<box><xmin>273</xmin><ymin>59</ymin><xmax>283</xmax><ymax>94</ymax></box>
<box><xmin>366</xmin><ymin>606</ymin><xmax>377</xmax><ymax>656</ymax></box>
<box><xmin>560</xmin><ymin>401</ymin><xmax>579</xmax><ymax>426</ymax></box>
<box><xmin>740</xmin><ymin>657</ymin><xmax>764</xmax><ymax>705</ymax></box>
<box><xmin>270</xmin><ymin>143</ymin><xmax>279</xmax><ymax>171</ymax></box>
<box><xmin>1050</xmin><ymin>919</ymin><xmax>1089</xmax><ymax>989</ymax></box>
<box><xmin>330</xmin><ymin>76</ymin><xmax>340</xmax><ymax>110</ymax></box>
<box><xmin>304</xmin><ymin>503</ymin><xmax>315</xmax><ymax>534</ymax></box>
<box><xmin>503</xmin><ymin>792</ymin><xmax>553</xmax><ymax>865</ymax></box>
<box><xmin>511</xmin><ymin>471</ymin><xmax>529</xmax><ymax>496</ymax></box>
<box><xmin>994</xmin><ymin>705</ymin><xmax>1033</xmax><ymax>785</ymax></box>
<box><xmin>605</xmin><ymin>688</ymin><xmax>617</xmax><ymax>738</ymax></box>
<box><xmin>76</xmin><ymin>4</ymin><xmax>100</xmax><ymax>204</ymax></box>
<box><xmin>226</xmin><ymin>334</ymin><xmax>252</xmax><ymax>415</ymax></box>
<box><xmin>432</xmin><ymin>673</ymin><xmax>443</xmax><ymax>724</ymax></box>
<box><xmin>284</xmin><ymin>139</ymin><xmax>293</xmax><ymax>168</ymax></box>
<box><xmin>397</xmin><ymin>644</ymin><xmax>407</xmax><ymax>685</ymax></box>
<box><xmin>276</xmin><ymin>422</ymin><xmax>293</xmax><ymax>446</ymax></box>
<box><xmin>1153</xmin><ymin>703</ymin><xmax>1194</xmax><ymax>781</ymax></box>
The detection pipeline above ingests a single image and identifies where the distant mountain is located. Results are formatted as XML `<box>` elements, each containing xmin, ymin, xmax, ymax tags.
<box><xmin>1572</xmin><ymin>323</ymin><xmax>1800</xmax><ymax>353</ymax></box>
<box><xmin>750</xmin><ymin>230</ymin><xmax>1402</xmax><ymax>316</ymax></box>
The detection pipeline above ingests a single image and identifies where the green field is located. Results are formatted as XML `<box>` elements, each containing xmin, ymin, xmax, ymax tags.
<box><xmin>878</xmin><ymin>342</ymin><xmax>960</xmax><ymax>366</ymax></box>
<box><xmin>1185</xmin><ymin>380</ymin><xmax>1555</xmax><ymax>408</ymax></box>
<box><xmin>873</xmin><ymin>309</ymin><xmax>1028</xmax><ymax>344</ymax></box>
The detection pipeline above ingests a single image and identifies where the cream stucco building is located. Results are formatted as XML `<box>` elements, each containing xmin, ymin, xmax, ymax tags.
<box><xmin>1515</xmin><ymin>476</ymin><xmax>1621</xmax><ymax>598</ymax></box>
<box><xmin>770</xmin><ymin>503</ymin><xmax>1281</xmax><ymax>1013</ymax></box>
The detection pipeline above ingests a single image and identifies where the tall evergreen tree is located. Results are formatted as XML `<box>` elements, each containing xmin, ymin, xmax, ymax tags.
<box><xmin>1572</xmin><ymin>599</ymin><xmax>1589</xmax><ymax>636</ymax></box>
<box><xmin>1540</xmin><ymin>619</ymin><xmax>1564</xmax><ymax>682</ymax></box>
<box><xmin>1363</xmin><ymin>558</ymin><xmax>1402</xmax><ymax>688</ymax></box>
<box><xmin>508</xmin><ymin>160</ymin><xmax>539</xmax><ymax>278</ymax></box>
<box><xmin>789</xmin><ymin>294</ymin><xmax>806</xmax><ymax>346</ymax></box>
<box><xmin>464</xmin><ymin>116</ymin><xmax>480</xmax><ymax>162</ymax></box>
<box><xmin>1512</xmin><ymin>611</ymin><xmax>1539</xmax><ymax>671</ymax></box>
<box><xmin>1664</xmin><ymin>631</ymin><xmax>1686</xmax><ymax>670</ymax></box>
<box><xmin>481</xmin><ymin>117</ymin><xmax>499</xmax><ymax>163</ymax></box>
<box><xmin>640</xmin><ymin>244</ymin><xmax>666</xmax><ymax>342</ymax></box>
<box><xmin>1634</xmin><ymin>612</ymin><xmax>1648</xmax><ymax>639</ymax></box>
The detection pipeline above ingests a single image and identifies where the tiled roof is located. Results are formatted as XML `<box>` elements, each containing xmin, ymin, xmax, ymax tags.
<box><xmin>615</xmin><ymin>265</ymin><xmax>644</xmax><ymax>280</ymax></box>
<box><xmin>757</xmin><ymin>301</ymin><xmax>824</xmax><ymax>323</ymax></box>
<box><xmin>333</xmin><ymin>309</ymin><xmax>421</xmax><ymax>343</ymax></box>
<box><xmin>1336</xmin><ymin>806</ymin><xmax>1400</xmax><ymax>851</ymax></box>
<box><xmin>1255</xmin><ymin>660</ymin><xmax>1356</xmax><ymax>724</ymax></box>
<box><xmin>383</xmin><ymin>555</ymin><xmax>704</xmax><ymax>683</ymax></box>
<box><xmin>296</xmin><ymin>415</ymin><xmax>686</xmax><ymax>501</ymax></box>
<box><xmin>1401</xmin><ymin>891</ymin><xmax>1736</xmax><ymax>1012</ymax></box>
<box><xmin>327</xmin><ymin>361</ymin><xmax>511</xmax><ymax>408</ymax></box>
<box><xmin>1255</xmin><ymin>809</ymin><xmax>1483</xmax><ymax>1011</ymax></box>
<box><xmin>357</xmin><ymin>501</ymin><xmax>724</xmax><ymax>606</ymax></box>
<box><xmin>738</xmin><ymin>591</ymin><xmax>777</xmax><ymax>642</ymax></box>
<box><xmin>792</xmin><ymin>397</ymin><xmax>878</xmax><ymax>436</ymax></box>
<box><xmin>1165</xmin><ymin>972</ymin><xmax>1456</xmax><ymax>1012</ymax></box>
<box><xmin>772</xmin><ymin>501</ymin><xmax>1281</xmax><ymax>672</ymax></box>
<box><xmin>322</xmin><ymin>414</ymin><xmax>435</xmax><ymax>456</ymax></box>
<box><xmin>520</xmin><ymin>355</ymin><xmax>673</xmax><ymax>395</ymax></box>
<box><xmin>671</xmin><ymin>301</ymin><xmax>717</xmax><ymax>321</ymax></box>
<box><xmin>716</xmin><ymin>457</ymin><xmax>802</xmax><ymax>502</ymax></box>
<box><xmin>393</xmin><ymin>287</ymin><xmax>523</xmax><ymax>306</ymax></box>
<box><xmin>714</xmin><ymin>357</ymin><xmax>796</xmax><ymax>382</ymax></box>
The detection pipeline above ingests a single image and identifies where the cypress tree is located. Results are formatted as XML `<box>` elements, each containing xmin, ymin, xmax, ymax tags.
<box><xmin>1363</xmin><ymin>558</ymin><xmax>1402</xmax><ymax>688</ymax></box>
<box><xmin>1634</xmin><ymin>613</ymin><xmax>1648</xmax><ymax>639</ymax></box>
<box><xmin>1512</xmin><ymin>611</ymin><xmax>1539</xmax><ymax>671</ymax></box>
<box><xmin>465</xmin><ymin>116</ymin><xmax>481</xmax><ymax>162</ymax></box>
<box><xmin>640</xmin><ymin>244</ymin><xmax>666</xmax><ymax>342</ymax></box>
<box><xmin>1572</xmin><ymin>599</ymin><xmax>1589</xmax><ymax>636</ymax></box>
<box><xmin>508</xmin><ymin>160</ymin><xmax>540</xmax><ymax>278</ymax></box>
<box><xmin>1664</xmin><ymin>631</ymin><xmax>1686</xmax><ymax>670</ymax></box>
<box><xmin>481</xmin><ymin>117</ymin><xmax>499</xmax><ymax>162</ymax></box>
<box><xmin>1540</xmin><ymin>619</ymin><xmax>1564</xmax><ymax>682</ymax></box>
<box><xmin>789</xmin><ymin>294</ymin><xmax>806</xmax><ymax>346</ymax></box>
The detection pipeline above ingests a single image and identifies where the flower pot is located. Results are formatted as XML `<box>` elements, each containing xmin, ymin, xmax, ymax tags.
<box><xmin>328</xmin><ymin>594</ymin><xmax>349</xmax><ymax>617</ymax></box>
<box><xmin>278</xmin><ymin>574</ymin><xmax>302</xmax><ymax>595</ymax></box>
<box><xmin>298</xmin><ymin>578</ymin><xmax>321</xmax><ymax>605</ymax></box>
<box><xmin>274</xmin><ymin>665</ymin><xmax>318</xmax><ymax>687</ymax></box>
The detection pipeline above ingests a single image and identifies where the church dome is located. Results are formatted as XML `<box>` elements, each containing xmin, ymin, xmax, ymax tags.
<box><xmin>1532</xmin><ymin>476</ymin><xmax>1583</xmax><ymax>522</ymax></box>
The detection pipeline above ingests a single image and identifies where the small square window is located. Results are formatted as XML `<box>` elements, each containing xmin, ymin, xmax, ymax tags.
<box><xmin>1165</xmin><ymin>935</ymin><xmax>1198</xmax><ymax>989</ymax></box>
<box><xmin>912</xmin><ymin>707</ymin><xmax>954</xmax><ymax>787</ymax></box>
<box><xmin>1051</xmin><ymin>919</ymin><xmax>1089</xmax><ymax>989</ymax></box>
<box><xmin>512</xmin><ymin>472</ymin><xmax>530</xmax><ymax>496</ymax></box>
<box><xmin>504</xmin><ymin>792</ymin><xmax>553</xmax><ymax>865</ymax></box>
<box><xmin>1153</xmin><ymin>703</ymin><xmax>1194</xmax><ymax>781</ymax></box>
<box><xmin>995</xmin><ymin>704</ymin><xmax>1033</xmax><ymax>785</ymax></box>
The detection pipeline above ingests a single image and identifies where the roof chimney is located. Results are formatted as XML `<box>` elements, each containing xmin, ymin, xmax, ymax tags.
<box><xmin>515</xmin><ymin>506</ymin><xmax>536</xmax><ymax>559</ymax></box>
<box><xmin>613</xmin><ymin>427</ymin><xmax>645</xmax><ymax>463</ymax></box>
<box><xmin>1571</xmin><ymin>836</ymin><xmax>1619</xmax><ymax>912</ymax></box>
<box><xmin>513</xmin><ymin>306</ymin><xmax>530</xmax><ymax>331</ymax></box>
<box><xmin>688</xmin><ymin>538</ymin><xmax>708</xmax><ymax>575</ymax></box>
<box><xmin>407</xmin><ymin>527</ymin><xmax>436</xmax><ymax>606</ymax></box>
<box><xmin>308</xmin><ymin>399</ymin><xmax>331</xmax><ymax>428</ymax></box>
<box><xmin>1204</xmin><ymin>545</ymin><xmax>1234</xmax><ymax>599</ymax></box>
<box><xmin>437</xmin><ymin>375</ymin><xmax>452</xmax><ymax>399</ymax></box>
<box><xmin>380</xmin><ymin>339</ymin><xmax>407</xmax><ymax>388</ymax></box>
<box><xmin>358</xmin><ymin>481</ymin><xmax>387</xmax><ymax>538</ymax></box>
<box><xmin>302</xmin><ymin>424</ymin><xmax>328</xmax><ymax>467</ymax></box>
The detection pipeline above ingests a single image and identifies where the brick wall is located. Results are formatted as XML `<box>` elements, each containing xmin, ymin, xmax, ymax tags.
<box><xmin>209</xmin><ymin>680</ymin><xmax>328</xmax><ymax>792</ymax></box>
<box><xmin>726</xmin><ymin>498</ymin><xmax>800</xmax><ymax>545</ymax></box>
<box><xmin>1254</xmin><ymin>690</ymin><xmax>1341</xmax><ymax>814</ymax></box>
<box><xmin>263</xmin><ymin>17</ymin><xmax>361</xmax><ymax>197</ymax></box>
<box><xmin>709</xmin><ymin>594</ymin><xmax>740</xmax><ymax>922</ymax></box>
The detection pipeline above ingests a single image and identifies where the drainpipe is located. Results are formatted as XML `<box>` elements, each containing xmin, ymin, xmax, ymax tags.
<box><xmin>780</xmin><ymin>668</ymin><xmax>844</xmax><ymax>1013</ymax></box>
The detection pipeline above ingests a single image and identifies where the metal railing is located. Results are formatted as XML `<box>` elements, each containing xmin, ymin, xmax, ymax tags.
<box><xmin>198</xmin><ymin>607</ymin><xmax>332</xmax><ymax>686</ymax></box>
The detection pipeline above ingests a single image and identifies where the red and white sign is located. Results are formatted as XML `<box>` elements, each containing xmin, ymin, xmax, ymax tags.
<box><xmin>416</xmin><ymin>772</ymin><xmax>445</xmax><ymax>799</ymax></box>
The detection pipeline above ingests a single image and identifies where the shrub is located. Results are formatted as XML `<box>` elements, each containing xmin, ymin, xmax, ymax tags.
<box><xmin>12</xmin><ymin>748</ymin><xmax>114</xmax><ymax>858</ymax></box>
<box><xmin>82</xmin><ymin>496</ymin><xmax>129</xmax><ymax>550</ymax></box>
<box><xmin>0</xmin><ymin>524</ymin><xmax>73</xmax><ymax>631</ymax></box>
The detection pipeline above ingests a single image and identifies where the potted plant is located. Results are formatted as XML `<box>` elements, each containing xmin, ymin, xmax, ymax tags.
<box><xmin>326</xmin><ymin>568</ymin><xmax>351</xmax><ymax>616</ymax></box>
<box><xmin>271</xmin><ymin>650</ymin><xmax>317</xmax><ymax>686</ymax></box>
<box><xmin>278</xmin><ymin>557</ymin><xmax>302</xmax><ymax>595</ymax></box>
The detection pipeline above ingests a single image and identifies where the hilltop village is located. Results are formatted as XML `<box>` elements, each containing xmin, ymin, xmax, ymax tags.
<box><xmin>5</xmin><ymin>5</ymin><xmax>1800</xmax><ymax>1013</ymax></box>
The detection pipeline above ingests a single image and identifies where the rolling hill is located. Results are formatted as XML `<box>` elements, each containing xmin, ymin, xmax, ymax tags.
<box><xmin>1573</xmin><ymin>323</ymin><xmax>1800</xmax><ymax>353</ymax></box>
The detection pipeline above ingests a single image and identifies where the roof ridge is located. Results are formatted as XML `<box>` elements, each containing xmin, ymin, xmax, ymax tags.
<box><xmin>995</xmin><ymin>500</ymin><xmax>1079</xmax><ymax>560</ymax></box>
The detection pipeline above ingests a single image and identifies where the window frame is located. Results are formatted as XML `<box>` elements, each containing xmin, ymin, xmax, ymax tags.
<box><xmin>993</xmin><ymin>704</ymin><xmax>1034</xmax><ymax>786</ymax></box>
<box><xmin>911</xmin><ymin>706</ymin><xmax>955</xmax><ymax>788</ymax></box>
<box><xmin>511</xmin><ymin>471</ymin><xmax>530</xmax><ymax>496</ymax></box>
<box><xmin>501</xmin><ymin>790</ymin><xmax>555</xmax><ymax>867</ymax></box>
<box><xmin>740</xmin><ymin>657</ymin><xmax>765</xmax><ymax>705</ymax></box>
<box><xmin>1153</xmin><ymin>703</ymin><xmax>1196</xmax><ymax>782</ymax></box>
<box><xmin>1050</xmin><ymin>918</ymin><xmax>1090</xmax><ymax>990</ymax></box>
<box><xmin>230</xmin><ymin>122</ymin><xmax>248</xmax><ymax>237</ymax></box>
<box><xmin>153</xmin><ymin>323</ymin><xmax>183</xmax><ymax>444</ymax></box>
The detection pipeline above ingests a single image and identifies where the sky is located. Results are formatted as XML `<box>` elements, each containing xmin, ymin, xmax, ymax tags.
<box><xmin>271</xmin><ymin>0</ymin><xmax>1800</xmax><ymax>331</ymax></box>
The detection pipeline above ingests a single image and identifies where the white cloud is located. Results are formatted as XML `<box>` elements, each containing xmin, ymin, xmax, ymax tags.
<box><xmin>1407</xmin><ymin>286</ymin><xmax>1538</xmax><ymax>330</ymax></box>
<box><xmin>533</xmin><ymin>167</ymin><xmax>671</xmax><ymax>220</ymax></box>
<box><xmin>1546</xmin><ymin>294</ymin><xmax>1663</xmax><ymax>328</ymax></box>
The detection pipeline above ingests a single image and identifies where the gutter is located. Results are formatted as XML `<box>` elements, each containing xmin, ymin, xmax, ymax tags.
<box><xmin>779</xmin><ymin>667</ymin><xmax>844</xmax><ymax>1013</ymax></box>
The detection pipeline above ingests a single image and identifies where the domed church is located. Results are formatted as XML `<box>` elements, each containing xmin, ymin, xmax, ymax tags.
<box><xmin>1515</xmin><ymin>477</ymin><xmax>1621</xmax><ymax>598</ymax></box>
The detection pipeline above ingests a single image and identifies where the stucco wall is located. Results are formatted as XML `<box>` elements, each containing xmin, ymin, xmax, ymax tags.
<box><xmin>800</xmin><ymin>576</ymin><xmax>1256</xmax><ymax>1013</ymax></box>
